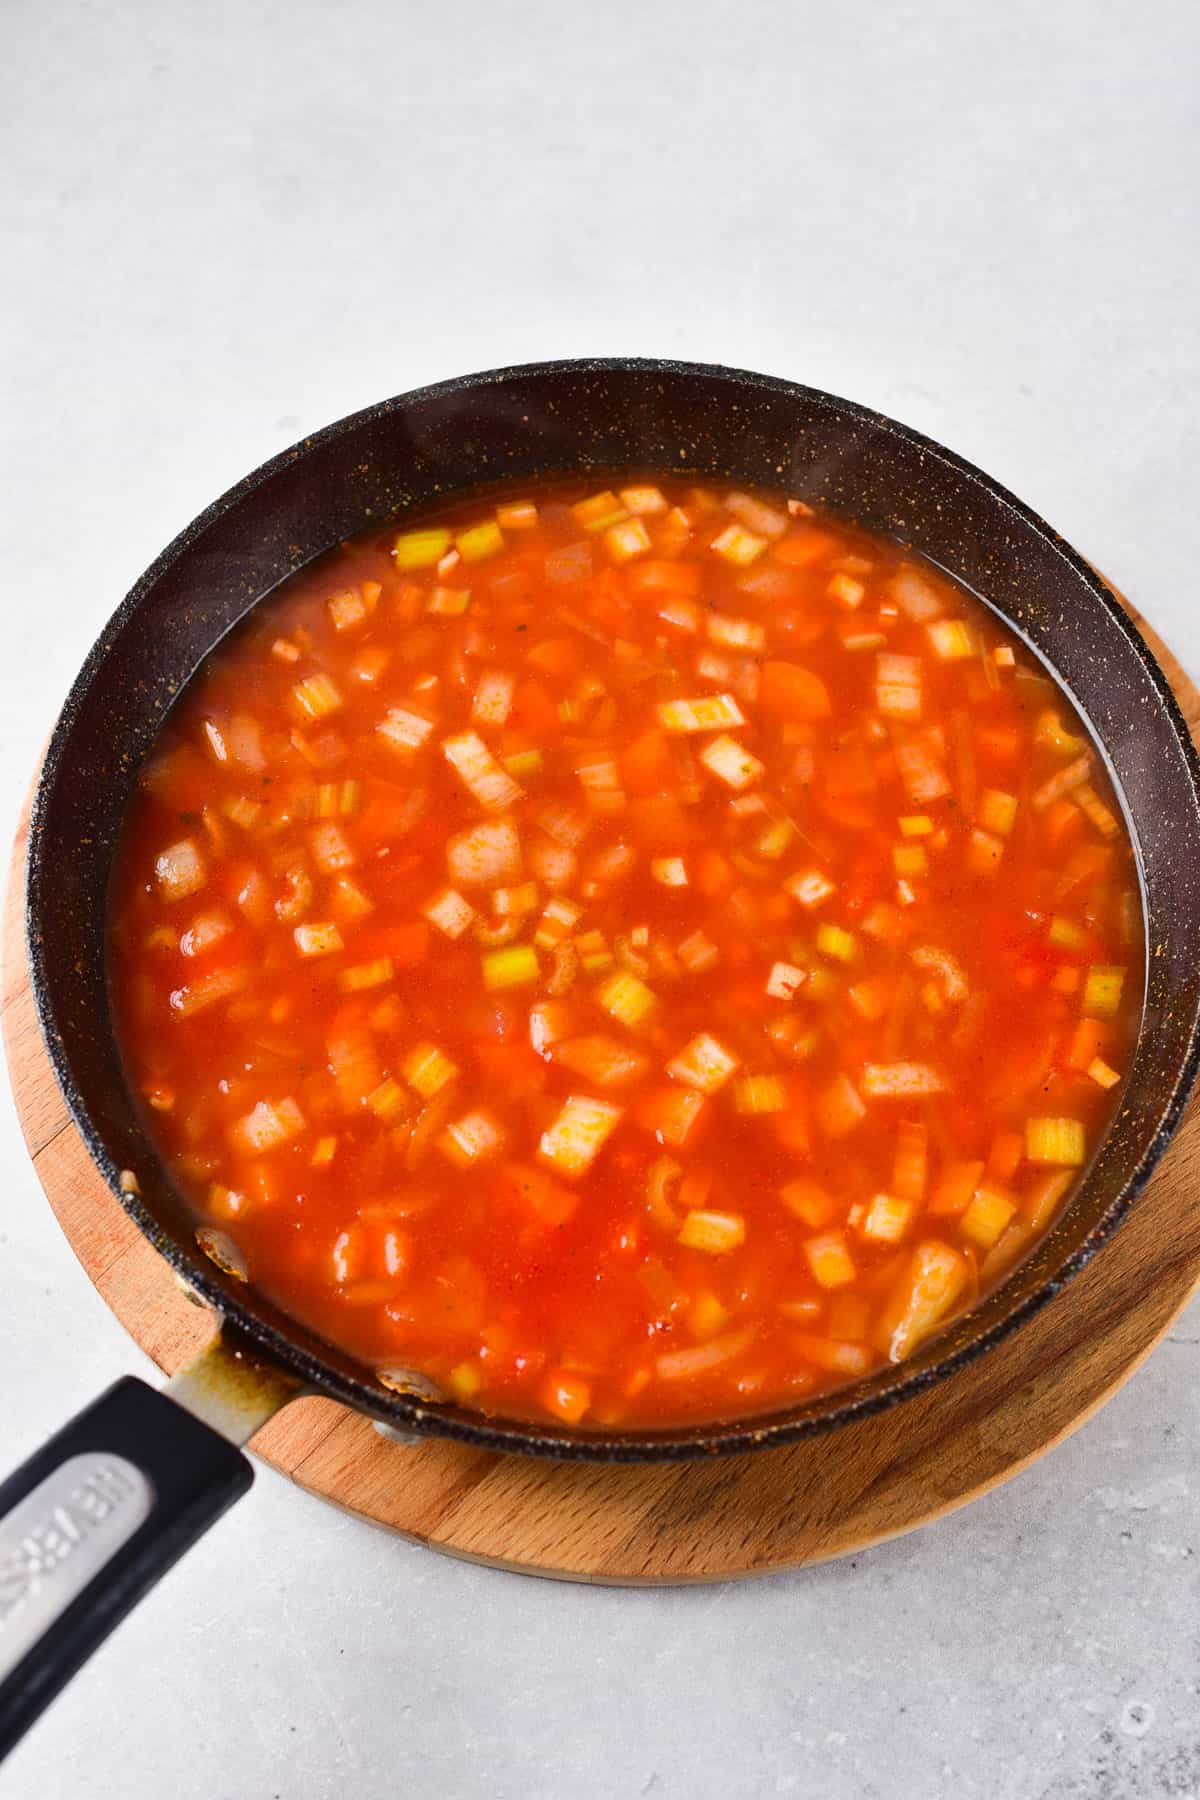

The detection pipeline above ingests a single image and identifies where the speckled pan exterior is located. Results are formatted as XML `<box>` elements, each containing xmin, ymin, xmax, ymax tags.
<box><xmin>26</xmin><ymin>359</ymin><xmax>1200</xmax><ymax>1461</ymax></box>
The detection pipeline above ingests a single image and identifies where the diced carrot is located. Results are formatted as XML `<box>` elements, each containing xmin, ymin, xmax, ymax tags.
<box><xmin>1042</xmin><ymin>798</ymin><xmax>1084</xmax><ymax>853</ymax></box>
<box><xmin>771</xmin><ymin>528</ymin><xmax>837</xmax><ymax>567</ymax></box>
<box><xmin>356</xmin><ymin>922</ymin><xmax>429</xmax><ymax>967</ymax></box>
<box><xmin>781</xmin><ymin>1176</ymin><xmax>836</xmax><ymax>1229</ymax></box>
<box><xmin>929</xmin><ymin>1159</ymin><xmax>985</xmax><ymax>1216</ymax></box>
<box><xmin>624</xmin><ymin>559</ymin><xmax>703</xmax><ymax>599</ymax></box>
<box><xmin>760</xmin><ymin>661</ymin><xmax>832</xmax><ymax>723</ymax></box>
<box><xmin>769</xmin><ymin>1080</ymin><xmax>811</xmax><ymax>1157</ymax></box>
<box><xmin>891</xmin><ymin>1121</ymin><xmax>928</xmax><ymax>1203</ymax></box>
<box><xmin>620</xmin><ymin>729</ymin><xmax>678</xmax><ymax>796</ymax></box>
<box><xmin>986</xmin><ymin>1128</ymin><xmax>1024</xmax><ymax>1183</ymax></box>
<box><xmin>509</xmin><ymin>679</ymin><xmax>562</xmax><ymax>737</ymax></box>
<box><xmin>695</xmin><ymin>848</ymin><xmax>734</xmax><ymax>899</ymax></box>
<box><xmin>1063</xmin><ymin>1016</ymin><xmax>1109</xmax><ymax>1072</ymax></box>
<box><xmin>496</xmin><ymin>1161</ymin><xmax>578</xmax><ymax>1228</ymax></box>
<box><xmin>526</xmin><ymin>636</ymin><xmax>583</xmax><ymax>679</ymax></box>
<box><xmin>635</xmin><ymin>1084</ymin><xmax>710</xmax><ymax>1150</ymax></box>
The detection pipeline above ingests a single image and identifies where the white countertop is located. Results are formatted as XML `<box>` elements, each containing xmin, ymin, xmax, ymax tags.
<box><xmin>3</xmin><ymin>2</ymin><xmax>1198</xmax><ymax>1795</ymax></box>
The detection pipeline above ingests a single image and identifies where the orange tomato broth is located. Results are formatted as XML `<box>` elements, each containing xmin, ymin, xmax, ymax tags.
<box><xmin>108</xmin><ymin>476</ymin><xmax>1142</xmax><ymax>1430</ymax></box>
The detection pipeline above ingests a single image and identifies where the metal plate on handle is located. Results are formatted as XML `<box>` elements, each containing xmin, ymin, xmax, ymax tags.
<box><xmin>0</xmin><ymin>1455</ymin><xmax>153</xmax><ymax>1680</ymax></box>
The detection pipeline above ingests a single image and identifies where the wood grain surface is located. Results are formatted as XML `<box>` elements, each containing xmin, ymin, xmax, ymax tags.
<box><xmin>6</xmin><ymin>598</ymin><xmax>1200</xmax><ymax>1586</ymax></box>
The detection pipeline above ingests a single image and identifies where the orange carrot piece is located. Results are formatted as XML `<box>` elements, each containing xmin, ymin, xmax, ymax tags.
<box><xmin>624</xmin><ymin>560</ymin><xmax>703</xmax><ymax>599</ymax></box>
<box><xmin>1064</xmin><ymin>1016</ymin><xmax>1108</xmax><ymax>1071</ymax></box>
<box><xmin>929</xmin><ymin>1159</ymin><xmax>985</xmax><ymax>1216</ymax></box>
<box><xmin>986</xmin><ymin>1128</ymin><xmax>1024</xmax><ymax>1183</ymax></box>
<box><xmin>635</xmin><ymin>1084</ymin><xmax>710</xmax><ymax>1151</ymax></box>
<box><xmin>760</xmin><ymin>661</ymin><xmax>832</xmax><ymax>723</ymax></box>
<box><xmin>620</xmin><ymin>729</ymin><xmax>678</xmax><ymax>796</ymax></box>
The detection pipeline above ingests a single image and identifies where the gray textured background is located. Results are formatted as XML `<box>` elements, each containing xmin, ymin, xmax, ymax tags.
<box><xmin>3</xmin><ymin>2</ymin><xmax>1199</xmax><ymax>1795</ymax></box>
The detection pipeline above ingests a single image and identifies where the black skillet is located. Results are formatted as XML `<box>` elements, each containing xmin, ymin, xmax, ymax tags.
<box><xmin>4</xmin><ymin>359</ymin><xmax>1200</xmax><ymax>1756</ymax></box>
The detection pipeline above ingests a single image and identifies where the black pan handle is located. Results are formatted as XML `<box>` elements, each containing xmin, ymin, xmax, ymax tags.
<box><xmin>0</xmin><ymin>1374</ymin><xmax>254</xmax><ymax>1759</ymax></box>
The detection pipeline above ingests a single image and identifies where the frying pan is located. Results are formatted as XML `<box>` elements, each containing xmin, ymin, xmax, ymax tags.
<box><xmin>4</xmin><ymin>359</ymin><xmax>1200</xmax><ymax>1755</ymax></box>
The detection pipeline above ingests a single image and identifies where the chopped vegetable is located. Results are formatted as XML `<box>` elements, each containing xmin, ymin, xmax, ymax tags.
<box><xmin>1025</xmin><ymin>1117</ymin><xmax>1086</xmax><ymax>1165</ymax></box>
<box><xmin>678</xmin><ymin>1210</ymin><xmax>745</xmax><ymax>1253</ymax></box>
<box><xmin>294</xmin><ymin>922</ymin><xmax>344</xmax><ymax>958</ymax></box>
<box><xmin>595</xmin><ymin>969</ymin><xmax>657</xmax><ymax>1028</ymax></box>
<box><xmin>656</xmin><ymin>693</ymin><xmax>746</xmax><ymax>734</ymax></box>
<box><xmin>393</xmin><ymin>527</ymin><xmax>452</xmax><ymax>569</ymax></box>
<box><xmin>1083</xmin><ymin>965</ymin><xmax>1125</xmax><ymax>1017</ymax></box>
<box><xmin>482</xmin><ymin>945</ymin><xmax>540</xmax><ymax>991</ymax></box>
<box><xmin>667</xmin><ymin>1032</ymin><xmax>740</xmax><ymax>1095</ymax></box>
<box><xmin>442</xmin><ymin>732</ymin><xmax>523</xmax><ymax>813</ymax></box>
<box><xmin>539</xmin><ymin>1095</ymin><xmax>623</xmax><ymax>1177</ymax></box>
<box><xmin>699</xmin><ymin>735</ymin><xmax>764</xmax><ymax>791</ymax></box>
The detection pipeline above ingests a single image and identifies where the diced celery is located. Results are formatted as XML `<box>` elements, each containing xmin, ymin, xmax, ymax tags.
<box><xmin>538</xmin><ymin>1095</ymin><xmax>623</xmax><ymax>1178</ymax></box>
<box><xmin>423</xmin><ymin>887</ymin><xmax>476</xmax><ymax>939</ymax></box>
<box><xmin>378</xmin><ymin>706</ymin><xmax>434</xmax><ymax>753</ymax></box>
<box><xmin>455</xmin><ymin>521</ymin><xmax>505</xmax><ymax>562</ymax></box>
<box><xmin>155</xmin><ymin>838</ymin><xmax>207</xmax><ymax>903</ymax></box>
<box><xmin>732</xmin><ymin>1074</ymin><xmax>787</xmax><ymax>1114</ymax></box>
<box><xmin>816</xmin><ymin>923</ymin><xmax>858</xmax><ymax>964</ymax></box>
<box><xmin>667</xmin><ymin>1032</ymin><xmax>740</xmax><ymax>1095</ymax></box>
<box><xmin>651</xmin><ymin>856</ymin><xmax>689</xmax><ymax>887</ymax></box>
<box><xmin>393</xmin><ymin>527</ymin><xmax>451</xmax><ymax>569</ymax></box>
<box><xmin>699</xmin><ymin>734</ymin><xmax>764</xmax><ymax>791</ymax></box>
<box><xmin>803</xmin><ymin>1231</ymin><xmax>856</xmax><ymax>1288</ymax></box>
<box><xmin>828</xmin><ymin>572</ymin><xmax>865</xmax><ymax>608</ymax></box>
<box><xmin>1048</xmin><ymin>915</ymin><xmax>1085</xmax><ymax>950</ymax></box>
<box><xmin>860</xmin><ymin>1193</ymin><xmax>913</xmax><ymax>1244</ymax></box>
<box><xmin>1083</xmin><ymin>965</ymin><xmax>1125</xmax><ymax>1017</ymax></box>
<box><xmin>978</xmin><ymin>788</ymin><xmax>1018</xmax><ymax>836</ymax></box>
<box><xmin>447</xmin><ymin>817</ymin><xmax>522</xmax><ymax>887</ymax></box>
<box><xmin>678</xmin><ymin>1210</ymin><xmax>745</xmax><ymax>1253</ymax></box>
<box><xmin>1076</xmin><ymin>785</ymin><xmax>1120</xmax><ymax>838</ymax></box>
<box><xmin>926</xmin><ymin>619</ymin><xmax>975</xmax><ymax>659</ymax></box>
<box><xmin>403</xmin><ymin>1043</ymin><xmax>458</xmax><ymax>1099</ymax></box>
<box><xmin>677</xmin><ymin>931</ymin><xmax>720</xmax><ymax>973</ymax></box>
<box><xmin>766</xmin><ymin>961</ymin><xmax>805</xmax><ymax>1000</ymax></box>
<box><xmin>1035</xmin><ymin>710</ymin><xmax>1087</xmax><ymax>756</ymax></box>
<box><xmin>787</xmin><ymin>870</ymin><xmax>836</xmax><ymax>909</ymax></box>
<box><xmin>442</xmin><ymin>732</ymin><xmax>522</xmax><ymax>812</ymax></box>
<box><xmin>503</xmin><ymin>748</ymin><xmax>543</xmax><ymax>780</ymax></box>
<box><xmin>572</xmin><ymin>491</ymin><xmax>628</xmax><ymax>533</ymax></box>
<box><xmin>482</xmin><ymin>945</ymin><xmax>540</xmax><ymax>991</ymax></box>
<box><xmin>293</xmin><ymin>921</ymin><xmax>344</xmax><ymax>958</ymax></box>
<box><xmin>1025</xmin><ymin>1117</ymin><xmax>1085</xmax><ymax>1165</ymax></box>
<box><xmin>366</xmin><ymin>1077</ymin><xmax>409</xmax><ymax>1123</ymax></box>
<box><xmin>339</xmin><ymin>957</ymin><xmax>394</xmax><ymax>992</ymax></box>
<box><xmin>707</xmin><ymin>613</ymin><xmax>766</xmax><ymax>652</ymax></box>
<box><xmin>893</xmin><ymin>843</ymin><xmax>929</xmax><ymax>878</ymax></box>
<box><xmin>861</xmin><ymin>1062</ymin><xmax>945</xmax><ymax>1098</ymax></box>
<box><xmin>231</xmin><ymin>1096</ymin><xmax>305</xmax><ymax>1154</ymax></box>
<box><xmin>604</xmin><ymin>517</ymin><xmax>652</xmax><ymax>564</ymax></box>
<box><xmin>440</xmin><ymin>1109</ymin><xmax>505</xmax><ymax>1167</ymax></box>
<box><xmin>619</xmin><ymin>485</ymin><xmax>668</xmax><ymax>516</ymax></box>
<box><xmin>595</xmin><ymin>969</ymin><xmax>657</xmax><ymax>1027</ymax></box>
<box><xmin>656</xmin><ymin>693</ymin><xmax>746</xmax><ymax>733</ymax></box>
<box><xmin>291</xmin><ymin>674</ymin><xmax>342</xmax><ymax>721</ymax></box>
<box><xmin>710</xmin><ymin>523</ymin><xmax>767</xmax><ymax>566</ymax></box>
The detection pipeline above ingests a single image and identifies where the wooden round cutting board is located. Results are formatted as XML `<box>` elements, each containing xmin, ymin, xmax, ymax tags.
<box><xmin>6</xmin><ymin>597</ymin><xmax>1200</xmax><ymax>1586</ymax></box>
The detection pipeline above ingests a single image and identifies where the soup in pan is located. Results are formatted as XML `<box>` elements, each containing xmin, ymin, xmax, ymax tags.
<box><xmin>109</xmin><ymin>477</ymin><xmax>1142</xmax><ymax>1428</ymax></box>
